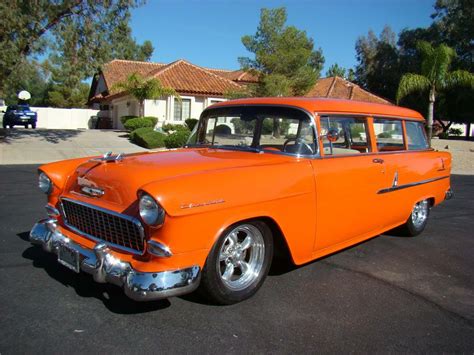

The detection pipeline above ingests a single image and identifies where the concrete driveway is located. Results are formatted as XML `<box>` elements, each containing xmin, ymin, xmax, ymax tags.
<box><xmin>0</xmin><ymin>128</ymin><xmax>147</xmax><ymax>165</ymax></box>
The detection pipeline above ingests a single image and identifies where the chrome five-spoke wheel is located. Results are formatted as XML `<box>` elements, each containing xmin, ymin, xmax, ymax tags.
<box><xmin>411</xmin><ymin>200</ymin><xmax>429</xmax><ymax>229</ymax></box>
<box><xmin>217</xmin><ymin>224</ymin><xmax>265</xmax><ymax>291</ymax></box>
<box><xmin>199</xmin><ymin>221</ymin><xmax>273</xmax><ymax>304</ymax></box>
<box><xmin>400</xmin><ymin>198</ymin><xmax>431</xmax><ymax>237</ymax></box>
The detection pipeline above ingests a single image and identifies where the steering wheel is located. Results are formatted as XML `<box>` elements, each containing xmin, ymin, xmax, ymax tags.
<box><xmin>283</xmin><ymin>138</ymin><xmax>314</xmax><ymax>154</ymax></box>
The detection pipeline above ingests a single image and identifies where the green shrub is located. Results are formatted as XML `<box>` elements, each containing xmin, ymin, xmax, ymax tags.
<box><xmin>130</xmin><ymin>127</ymin><xmax>153</xmax><ymax>141</ymax></box>
<box><xmin>215</xmin><ymin>124</ymin><xmax>231</xmax><ymax>135</ymax></box>
<box><xmin>143</xmin><ymin>116</ymin><xmax>158</xmax><ymax>127</ymax></box>
<box><xmin>438</xmin><ymin>131</ymin><xmax>449</xmax><ymax>139</ymax></box>
<box><xmin>377</xmin><ymin>131</ymin><xmax>392</xmax><ymax>139</ymax></box>
<box><xmin>185</xmin><ymin>118</ymin><xmax>198</xmax><ymax>131</ymax></box>
<box><xmin>124</xmin><ymin>117</ymin><xmax>154</xmax><ymax>131</ymax></box>
<box><xmin>448</xmin><ymin>128</ymin><xmax>462</xmax><ymax>136</ymax></box>
<box><xmin>164</xmin><ymin>130</ymin><xmax>191</xmax><ymax>148</ymax></box>
<box><xmin>132</xmin><ymin>129</ymin><xmax>166</xmax><ymax>149</ymax></box>
<box><xmin>162</xmin><ymin>123</ymin><xmax>190</xmax><ymax>133</ymax></box>
<box><xmin>120</xmin><ymin>115</ymin><xmax>138</xmax><ymax>125</ymax></box>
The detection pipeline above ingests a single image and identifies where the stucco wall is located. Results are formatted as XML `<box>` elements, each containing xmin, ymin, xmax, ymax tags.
<box><xmin>29</xmin><ymin>107</ymin><xmax>100</xmax><ymax>129</ymax></box>
<box><xmin>106</xmin><ymin>95</ymin><xmax>227</xmax><ymax>129</ymax></box>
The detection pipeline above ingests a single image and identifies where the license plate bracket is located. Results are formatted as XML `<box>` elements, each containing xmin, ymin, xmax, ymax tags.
<box><xmin>58</xmin><ymin>243</ymin><xmax>80</xmax><ymax>273</ymax></box>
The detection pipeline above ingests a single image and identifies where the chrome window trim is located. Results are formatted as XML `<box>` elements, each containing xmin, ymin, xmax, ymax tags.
<box><xmin>193</xmin><ymin>104</ymin><xmax>320</xmax><ymax>159</ymax></box>
<box><xmin>60</xmin><ymin>197</ymin><xmax>146</xmax><ymax>256</ymax></box>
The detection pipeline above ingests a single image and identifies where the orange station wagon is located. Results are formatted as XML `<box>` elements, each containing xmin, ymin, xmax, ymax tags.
<box><xmin>30</xmin><ymin>98</ymin><xmax>453</xmax><ymax>304</ymax></box>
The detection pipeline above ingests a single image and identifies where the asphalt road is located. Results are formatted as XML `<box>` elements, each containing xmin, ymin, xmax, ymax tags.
<box><xmin>1</xmin><ymin>165</ymin><xmax>473</xmax><ymax>353</ymax></box>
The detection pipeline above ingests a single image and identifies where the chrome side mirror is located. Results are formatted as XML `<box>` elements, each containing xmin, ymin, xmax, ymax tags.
<box><xmin>320</xmin><ymin>128</ymin><xmax>339</xmax><ymax>142</ymax></box>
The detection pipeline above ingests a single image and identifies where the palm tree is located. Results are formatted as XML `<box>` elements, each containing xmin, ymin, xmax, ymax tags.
<box><xmin>396</xmin><ymin>41</ymin><xmax>474</xmax><ymax>143</ymax></box>
<box><xmin>113</xmin><ymin>72</ymin><xmax>179</xmax><ymax>117</ymax></box>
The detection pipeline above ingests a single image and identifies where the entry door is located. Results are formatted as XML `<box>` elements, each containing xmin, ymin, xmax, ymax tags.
<box><xmin>312</xmin><ymin>116</ymin><xmax>387</xmax><ymax>251</ymax></box>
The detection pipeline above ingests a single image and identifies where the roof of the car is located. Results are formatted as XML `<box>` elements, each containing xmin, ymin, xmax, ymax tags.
<box><xmin>210</xmin><ymin>97</ymin><xmax>424</xmax><ymax>121</ymax></box>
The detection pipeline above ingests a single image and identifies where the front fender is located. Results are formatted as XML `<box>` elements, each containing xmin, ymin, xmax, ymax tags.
<box><xmin>141</xmin><ymin>159</ymin><xmax>317</xmax><ymax>265</ymax></box>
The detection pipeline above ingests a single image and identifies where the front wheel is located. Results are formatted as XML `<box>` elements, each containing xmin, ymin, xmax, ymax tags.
<box><xmin>31</xmin><ymin>123</ymin><xmax>36</xmax><ymax>129</ymax></box>
<box><xmin>199</xmin><ymin>221</ymin><xmax>273</xmax><ymax>304</ymax></box>
<box><xmin>400</xmin><ymin>199</ymin><xmax>430</xmax><ymax>237</ymax></box>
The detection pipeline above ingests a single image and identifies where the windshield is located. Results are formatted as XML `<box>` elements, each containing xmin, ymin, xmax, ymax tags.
<box><xmin>187</xmin><ymin>105</ymin><xmax>317</xmax><ymax>156</ymax></box>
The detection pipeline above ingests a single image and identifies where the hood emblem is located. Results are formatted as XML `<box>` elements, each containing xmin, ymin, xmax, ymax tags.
<box><xmin>81</xmin><ymin>186</ymin><xmax>105</xmax><ymax>197</ymax></box>
<box><xmin>77</xmin><ymin>176</ymin><xmax>104</xmax><ymax>197</ymax></box>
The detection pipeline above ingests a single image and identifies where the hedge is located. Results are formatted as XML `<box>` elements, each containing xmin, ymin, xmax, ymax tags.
<box><xmin>131</xmin><ymin>128</ymin><xmax>166</xmax><ymax>149</ymax></box>
<box><xmin>124</xmin><ymin>117</ymin><xmax>154</xmax><ymax>131</ymax></box>
<box><xmin>143</xmin><ymin>116</ymin><xmax>158</xmax><ymax>127</ymax></box>
<box><xmin>130</xmin><ymin>127</ymin><xmax>153</xmax><ymax>141</ymax></box>
<box><xmin>185</xmin><ymin>118</ymin><xmax>198</xmax><ymax>131</ymax></box>
<box><xmin>164</xmin><ymin>130</ymin><xmax>191</xmax><ymax>148</ymax></box>
<box><xmin>162</xmin><ymin>123</ymin><xmax>190</xmax><ymax>133</ymax></box>
<box><xmin>120</xmin><ymin>115</ymin><xmax>138</xmax><ymax>125</ymax></box>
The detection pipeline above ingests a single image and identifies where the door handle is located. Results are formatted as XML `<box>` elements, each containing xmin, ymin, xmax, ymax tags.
<box><xmin>372</xmin><ymin>158</ymin><xmax>384</xmax><ymax>164</ymax></box>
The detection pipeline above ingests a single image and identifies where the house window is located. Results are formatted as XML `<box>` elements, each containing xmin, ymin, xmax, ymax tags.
<box><xmin>174</xmin><ymin>98</ymin><xmax>191</xmax><ymax>121</ymax></box>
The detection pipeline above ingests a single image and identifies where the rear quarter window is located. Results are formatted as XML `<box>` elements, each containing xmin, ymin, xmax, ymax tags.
<box><xmin>406</xmin><ymin>121</ymin><xmax>429</xmax><ymax>150</ymax></box>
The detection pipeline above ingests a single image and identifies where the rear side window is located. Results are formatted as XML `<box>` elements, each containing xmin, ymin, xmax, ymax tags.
<box><xmin>406</xmin><ymin>121</ymin><xmax>429</xmax><ymax>150</ymax></box>
<box><xmin>373</xmin><ymin>119</ymin><xmax>405</xmax><ymax>151</ymax></box>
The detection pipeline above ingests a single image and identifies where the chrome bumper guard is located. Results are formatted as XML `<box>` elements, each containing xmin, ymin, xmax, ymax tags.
<box><xmin>29</xmin><ymin>219</ymin><xmax>200</xmax><ymax>301</ymax></box>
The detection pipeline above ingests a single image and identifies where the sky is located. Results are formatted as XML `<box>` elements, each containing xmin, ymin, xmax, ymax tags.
<box><xmin>131</xmin><ymin>0</ymin><xmax>435</xmax><ymax>74</ymax></box>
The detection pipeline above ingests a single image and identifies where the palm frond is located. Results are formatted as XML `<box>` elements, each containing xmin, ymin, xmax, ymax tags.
<box><xmin>444</xmin><ymin>70</ymin><xmax>474</xmax><ymax>90</ymax></box>
<box><xmin>433</xmin><ymin>44</ymin><xmax>456</xmax><ymax>84</ymax></box>
<box><xmin>396</xmin><ymin>73</ymin><xmax>431</xmax><ymax>103</ymax></box>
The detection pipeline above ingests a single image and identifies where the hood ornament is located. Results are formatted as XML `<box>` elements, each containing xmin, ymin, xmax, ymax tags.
<box><xmin>90</xmin><ymin>151</ymin><xmax>124</xmax><ymax>163</ymax></box>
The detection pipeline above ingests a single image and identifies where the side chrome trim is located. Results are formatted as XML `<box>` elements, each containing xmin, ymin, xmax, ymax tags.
<box><xmin>60</xmin><ymin>197</ymin><xmax>146</xmax><ymax>256</ymax></box>
<box><xmin>377</xmin><ymin>175</ymin><xmax>450</xmax><ymax>194</ymax></box>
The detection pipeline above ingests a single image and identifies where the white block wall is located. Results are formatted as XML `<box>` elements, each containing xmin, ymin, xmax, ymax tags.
<box><xmin>31</xmin><ymin>107</ymin><xmax>100</xmax><ymax>129</ymax></box>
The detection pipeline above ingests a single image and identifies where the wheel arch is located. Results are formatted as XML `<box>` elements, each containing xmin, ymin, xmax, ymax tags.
<box><xmin>215</xmin><ymin>215</ymin><xmax>295</xmax><ymax>266</ymax></box>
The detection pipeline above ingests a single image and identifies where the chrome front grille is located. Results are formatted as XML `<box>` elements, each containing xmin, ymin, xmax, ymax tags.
<box><xmin>61</xmin><ymin>198</ymin><xmax>145</xmax><ymax>254</ymax></box>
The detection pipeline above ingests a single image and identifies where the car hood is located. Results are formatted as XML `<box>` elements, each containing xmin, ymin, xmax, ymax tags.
<box><xmin>63</xmin><ymin>148</ymin><xmax>294</xmax><ymax>208</ymax></box>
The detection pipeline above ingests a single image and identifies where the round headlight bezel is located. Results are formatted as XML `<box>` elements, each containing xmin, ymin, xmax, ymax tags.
<box><xmin>38</xmin><ymin>172</ymin><xmax>52</xmax><ymax>194</ymax></box>
<box><xmin>139</xmin><ymin>193</ymin><xmax>165</xmax><ymax>227</ymax></box>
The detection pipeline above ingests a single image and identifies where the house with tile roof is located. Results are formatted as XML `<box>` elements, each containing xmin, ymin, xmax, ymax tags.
<box><xmin>88</xmin><ymin>59</ymin><xmax>390</xmax><ymax>129</ymax></box>
<box><xmin>88</xmin><ymin>59</ymin><xmax>258</xmax><ymax>129</ymax></box>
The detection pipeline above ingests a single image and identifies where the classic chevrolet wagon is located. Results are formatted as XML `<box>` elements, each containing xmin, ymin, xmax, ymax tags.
<box><xmin>30</xmin><ymin>98</ymin><xmax>453</xmax><ymax>304</ymax></box>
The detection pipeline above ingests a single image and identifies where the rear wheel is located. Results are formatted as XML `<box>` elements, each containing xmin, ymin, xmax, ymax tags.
<box><xmin>400</xmin><ymin>199</ymin><xmax>430</xmax><ymax>237</ymax></box>
<box><xmin>199</xmin><ymin>221</ymin><xmax>273</xmax><ymax>304</ymax></box>
<box><xmin>31</xmin><ymin>123</ymin><xmax>36</xmax><ymax>129</ymax></box>
<box><xmin>24</xmin><ymin>124</ymin><xmax>28</xmax><ymax>128</ymax></box>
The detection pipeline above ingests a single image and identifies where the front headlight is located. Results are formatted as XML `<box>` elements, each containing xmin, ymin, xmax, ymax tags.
<box><xmin>139</xmin><ymin>193</ymin><xmax>165</xmax><ymax>226</ymax></box>
<box><xmin>38</xmin><ymin>172</ymin><xmax>52</xmax><ymax>194</ymax></box>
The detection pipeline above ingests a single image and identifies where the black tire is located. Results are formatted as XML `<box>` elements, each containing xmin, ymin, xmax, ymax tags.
<box><xmin>198</xmin><ymin>220</ymin><xmax>273</xmax><ymax>305</ymax></box>
<box><xmin>2</xmin><ymin>123</ymin><xmax>6</xmax><ymax>129</ymax></box>
<box><xmin>399</xmin><ymin>199</ymin><xmax>430</xmax><ymax>237</ymax></box>
<box><xmin>31</xmin><ymin>123</ymin><xmax>36</xmax><ymax>129</ymax></box>
<box><xmin>24</xmin><ymin>124</ymin><xmax>28</xmax><ymax>128</ymax></box>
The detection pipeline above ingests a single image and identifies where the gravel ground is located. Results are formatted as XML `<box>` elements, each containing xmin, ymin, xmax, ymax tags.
<box><xmin>432</xmin><ymin>138</ymin><xmax>474</xmax><ymax>175</ymax></box>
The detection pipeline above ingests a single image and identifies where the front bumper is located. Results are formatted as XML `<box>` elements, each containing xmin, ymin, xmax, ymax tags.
<box><xmin>29</xmin><ymin>219</ymin><xmax>201</xmax><ymax>301</ymax></box>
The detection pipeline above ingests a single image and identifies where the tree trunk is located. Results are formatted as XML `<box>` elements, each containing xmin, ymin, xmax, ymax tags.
<box><xmin>139</xmin><ymin>100</ymin><xmax>144</xmax><ymax>117</ymax></box>
<box><xmin>466</xmin><ymin>122</ymin><xmax>471</xmax><ymax>139</ymax></box>
<box><xmin>427</xmin><ymin>87</ymin><xmax>435</xmax><ymax>146</ymax></box>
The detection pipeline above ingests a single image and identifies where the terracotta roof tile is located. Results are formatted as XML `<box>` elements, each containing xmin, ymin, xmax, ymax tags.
<box><xmin>99</xmin><ymin>59</ymin><xmax>245</xmax><ymax>98</ymax></box>
<box><xmin>101</xmin><ymin>59</ymin><xmax>167</xmax><ymax>91</ymax></box>
<box><xmin>207</xmin><ymin>69</ymin><xmax>259</xmax><ymax>83</ymax></box>
<box><xmin>305</xmin><ymin>76</ymin><xmax>392</xmax><ymax>105</ymax></box>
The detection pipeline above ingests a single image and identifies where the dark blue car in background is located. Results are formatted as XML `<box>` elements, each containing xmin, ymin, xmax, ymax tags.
<box><xmin>2</xmin><ymin>104</ymin><xmax>37</xmax><ymax>128</ymax></box>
